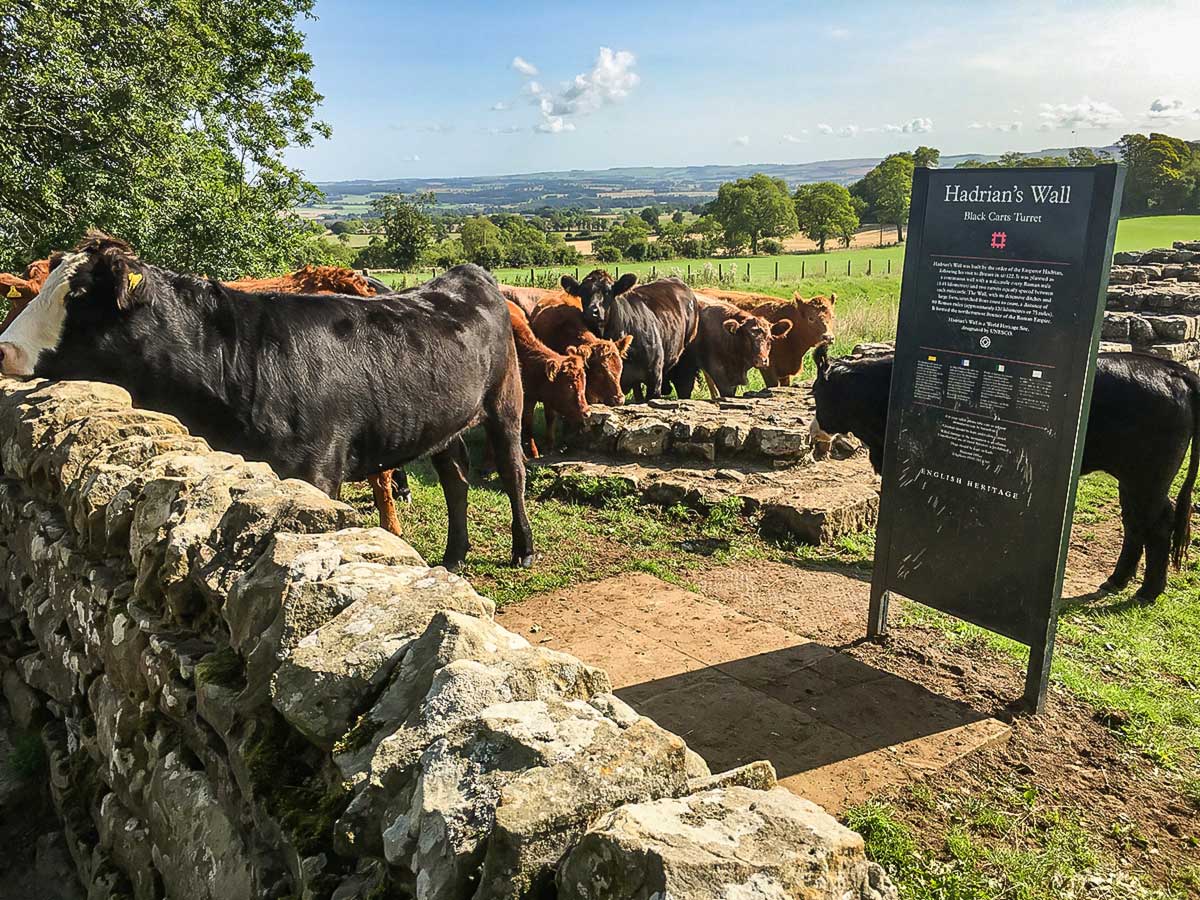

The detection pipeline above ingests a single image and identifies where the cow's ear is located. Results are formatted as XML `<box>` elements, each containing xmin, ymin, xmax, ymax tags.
<box><xmin>771</xmin><ymin>319</ymin><xmax>793</xmax><ymax>338</ymax></box>
<box><xmin>561</xmin><ymin>275</ymin><xmax>581</xmax><ymax>296</ymax></box>
<box><xmin>723</xmin><ymin>318</ymin><xmax>740</xmax><ymax>334</ymax></box>
<box><xmin>92</xmin><ymin>243</ymin><xmax>148</xmax><ymax>310</ymax></box>
<box><xmin>545</xmin><ymin>358</ymin><xmax>563</xmax><ymax>381</ymax></box>
<box><xmin>828</xmin><ymin>292</ymin><xmax>837</xmax><ymax>306</ymax></box>
<box><xmin>613</xmin><ymin>272</ymin><xmax>637</xmax><ymax>295</ymax></box>
<box><xmin>617</xmin><ymin>334</ymin><xmax>634</xmax><ymax>357</ymax></box>
<box><xmin>569</xmin><ymin>345</ymin><xmax>590</xmax><ymax>360</ymax></box>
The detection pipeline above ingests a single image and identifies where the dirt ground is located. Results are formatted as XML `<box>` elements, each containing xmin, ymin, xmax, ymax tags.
<box><xmin>500</xmin><ymin>520</ymin><xmax>1199</xmax><ymax>890</ymax></box>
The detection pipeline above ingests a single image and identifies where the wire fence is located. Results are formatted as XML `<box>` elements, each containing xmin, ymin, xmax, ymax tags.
<box><xmin>375</xmin><ymin>255</ymin><xmax>899</xmax><ymax>290</ymax></box>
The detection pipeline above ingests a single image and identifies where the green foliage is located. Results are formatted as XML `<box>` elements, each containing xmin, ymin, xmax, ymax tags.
<box><xmin>367</xmin><ymin>192</ymin><xmax>436</xmax><ymax>268</ymax></box>
<box><xmin>639</xmin><ymin>205</ymin><xmax>663</xmax><ymax>228</ymax></box>
<box><xmin>708</xmin><ymin>173</ymin><xmax>798</xmax><ymax>254</ymax></box>
<box><xmin>6</xmin><ymin>730</ymin><xmax>47</xmax><ymax>780</ymax></box>
<box><xmin>1119</xmin><ymin>132</ymin><xmax>1200</xmax><ymax>215</ymax></box>
<box><xmin>852</xmin><ymin>154</ymin><xmax>915</xmax><ymax>241</ymax></box>
<box><xmin>0</xmin><ymin>0</ymin><xmax>330</xmax><ymax>277</ymax></box>
<box><xmin>913</xmin><ymin>145</ymin><xmax>941</xmax><ymax>168</ymax></box>
<box><xmin>671</xmin><ymin>209</ymin><xmax>685</xmax><ymax>224</ymax></box>
<box><xmin>793</xmin><ymin>181</ymin><xmax>861</xmax><ymax>253</ymax></box>
<box><xmin>457</xmin><ymin>214</ymin><xmax>580</xmax><ymax>268</ymax></box>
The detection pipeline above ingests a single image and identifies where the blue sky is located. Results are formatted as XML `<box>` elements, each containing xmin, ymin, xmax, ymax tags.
<box><xmin>284</xmin><ymin>0</ymin><xmax>1200</xmax><ymax>182</ymax></box>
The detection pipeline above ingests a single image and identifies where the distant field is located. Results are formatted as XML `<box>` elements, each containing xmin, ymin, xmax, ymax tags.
<box><xmin>366</xmin><ymin>213</ymin><xmax>1200</xmax><ymax>290</ymax></box>
<box><xmin>1113</xmin><ymin>214</ymin><xmax>1200</xmax><ymax>251</ymax></box>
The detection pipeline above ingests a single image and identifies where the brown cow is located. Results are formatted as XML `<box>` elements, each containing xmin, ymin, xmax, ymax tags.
<box><xmin>672</xmin><ymin>295</ymin><xmax>792</xmax><ymax>398</ymax></box>
<box><xmin>499</xmin><ymin>284</ymin><xmax>557</xmax><ymax>319</ymax></box>
<box><xmin>508</xmin><ymin>301</ymin><xmax>589</xmax><ymax>457</ymax></box>
<box><xmin>529</xmin><ymin>293</ymin><xmax>632</xmax><ymax>447</ymax></box>
<box><xmin>730</xmin><ymin>292</ymin><xmax>836</xmax><ymax>387</ymax></box>
<box><xmin>225</xmin><ymin>264</ymin><xmax>378</xmax><ymax>297</ymax></box>
<box><xmin>0</xmin><ymin>259</ymin><xmax>50</xmax><ymax>331</ymax></box>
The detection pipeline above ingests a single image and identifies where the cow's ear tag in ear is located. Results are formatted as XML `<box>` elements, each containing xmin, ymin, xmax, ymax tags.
<box><xmin>6</xmin><ymin>285</ymin><xmax>19</xmax><ymax>299</ymax></box>
<box><xmin>127</xmin><ymin>272</ymin><xmax>143</xmax><ymax>290</ymax></box>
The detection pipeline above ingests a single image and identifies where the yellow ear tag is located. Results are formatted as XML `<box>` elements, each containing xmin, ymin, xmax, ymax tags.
<box><xmin>127</xmin><ymin>272</ymin><xmax>143</xmax><ymax>290</ymax></box>
<box><xmin>6</xmin><ymin>285</ymin><xmax>19</xmax><ymax>299</ymax></box>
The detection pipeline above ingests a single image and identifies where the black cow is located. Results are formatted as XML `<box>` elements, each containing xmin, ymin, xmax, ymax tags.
<box><xmin>811</xmin><ymin>345</ymin><xmax>1200</xmax><ymax>602</ymax></box>
<box><xmin>0</xmin><ymin>233</ymin><xmax>534</xmax><ymax>570</ymax></box>
<box><xmin>561</xmin><ymin>270</ymin><xmax>698</xmax><ymax>402</ymax></box>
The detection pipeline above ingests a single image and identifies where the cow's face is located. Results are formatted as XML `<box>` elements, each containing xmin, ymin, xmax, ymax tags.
<box><xmin>794</xmin><ymin>292</ymin><xmax>836</xmax><ymax>345</ymax></box>
<box><xmin>561</xmin><ymin>270</ymin><xmax>637</xmax><ymax>333</ymax></box>
<box><xmin>582</xmin><ymin>335</ymin><xmax>632</xmax><ymax>406</ymax></box>
<box><xmin>725</xmin><ymin>314</ymin><xmax>787</xmax><ymax>370</ymax></box>
<box><xmin>546</xmin><ymin>348</ymin><xmax>590</xmax><ymax>422</ymax></box>
<box><xmin>0</xmin><ymin>234</ymin><xmax>148</xmax><ymax>378</ymax></box>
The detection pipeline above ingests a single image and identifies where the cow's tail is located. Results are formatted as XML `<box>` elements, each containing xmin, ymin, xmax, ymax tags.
<box><xmin>1171</xmin><ymin>370</ymin><xmax>1200</xmax><ymax>569</ymax></box>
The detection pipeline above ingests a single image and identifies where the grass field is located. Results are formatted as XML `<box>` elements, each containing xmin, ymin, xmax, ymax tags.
<box><xmin>369</xmin><ymin>214</ymin><xmax>1200</xmax><ymax>292</ymax></box>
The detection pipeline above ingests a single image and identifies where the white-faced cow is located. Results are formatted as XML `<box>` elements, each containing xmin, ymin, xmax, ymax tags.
<box><xmin>810</xmin><ymin>345</ymin><xmax>1200</xmax><ymax>602</ymax></box>
<box><xmin>561</xmin><ymin>270</ymin><xmax>699</xmax><ymax>402</ymax></box>
<box><xmin>0</xmin><ymin>233</ymin><xmax>535</xmax><ymax>570</ymax></box>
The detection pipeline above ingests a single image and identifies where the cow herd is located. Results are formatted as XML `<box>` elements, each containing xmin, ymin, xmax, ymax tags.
<box><xmin>0</xmin><ymin>231</ymin><xmax>1195</xmax><ymax>604</ymax></box>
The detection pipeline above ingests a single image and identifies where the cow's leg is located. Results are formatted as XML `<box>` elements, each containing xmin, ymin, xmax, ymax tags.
<box><xmin>370</xmin><ymin>470</ymin><xmax>403</xmax><ymax>537</ymax></box>
<box><xmin>542</xmin><ymin>407</ymin><xmax>558</xmax><ymax>453</ymax></box>
<box><xmin>759</xmin><ymin>367</ymin><xmax>780</xmax><ymax>389</ymax></box>
<box><xmin>1102</xmin><ymin>487</ymin><xmax>1144</xmax><ymax>593</ymax></box>
<box><xmin>669</xmin><ymin>358</ymin><xmax>698</xmax><ymax>399</ymax></box>
<box><xmin>1135</xmin><ymin>498</ymin><xmax>1174</xmax><ymax>601</ymax></box>
<box><xmin>523</xmin><ymin>403</ymin><xmax>541</xmax><ymax>459</ymax></box>
<box><xmin>646</xmin><ymin>350</ymin><xmax>666</xmax><ymax>400</ymax></box>
<box><xmin>431</xmin><ymin>437</ymin><xmax>471</xmax><ymax>571</ymax></box>
<box><xmin>390</xmin><ymin>468</ymin><xmax>413</xmax><ymax>504</ymax></box>
<box><xmin>631</xmin><ymin>383</ymin><xmax>645</xmax><ymax>404</ymax></box>
<box><xmin>484</xmin><ymin>365</ymin><xmax>536</xmax><ymax>568</ymax></box>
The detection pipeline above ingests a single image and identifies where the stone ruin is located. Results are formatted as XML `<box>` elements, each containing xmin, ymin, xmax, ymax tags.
<box><xmin>0</xmin><ymin>377</ymin><xmax>897</xmax><ymax>899</ymax></box>
<box><xmin>534</xmin><ymin>383</ymin><xmax>880</xmax><ymax>546</ymax></box>
<box><xmin>1103</xmin><ymin>240</ymin><xmax>1200</xmax><ymax>372</ymax></box>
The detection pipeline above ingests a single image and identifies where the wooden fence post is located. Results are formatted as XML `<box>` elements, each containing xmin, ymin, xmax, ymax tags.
<box><xmin>867</xmin><ymin>259</ymin><xmax>872</xmax><ymax>276</ymax></box>
<box><xmin>887</xmin><ymin>259</ymin><xmax>891</xmax><ymax>275</ymax></box>
<box><xmin>824</xmin><ymin>260</ymin><xmax>828</xmax><ymax>275</ymax></box>
<box><xmin>802</xmin><ymin>260</ymin><xmax>805</xmax><ymax>278</ymax></box>
<box><xmin>847</xmin><ymin>259</ymin><xmax>852</xmax><ymax>276</ymax></box>
<box><xmin>775</xmin><ymin>261</ymin><xmax>779</xmax><ymax>281</ymax></box>
<box><xmin>746</xmin><ymin>262</ymin><xmax>750</xmax><ymax>281</ymax></box>
<box><xmin>719</xmin><ymin>263</ymin><xmax>723</xmax><ymax>279</ymax></box>
<box><xmin>652</xmin><ymin>265</ymin><xmax>656</xmax><ymax>278</ymax></box>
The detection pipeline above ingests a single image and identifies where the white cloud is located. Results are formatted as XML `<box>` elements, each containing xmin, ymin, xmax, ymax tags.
<box><xmin>837</xmin><ymin>125</ymin><xmax>859</xmax><ymax>138</ymax></box>
<box><xmin>968</xmin><ymin>120</ymin><xmax>1022</xmax><ymax>132</ymax></box>
<box><xmin>401</xmin><ymin>154</ymin><xmax>421</xmax><ymax>162</ymax></box>
<box><xmin>416</xmin><ymin>122</ymin><xmax>455</xmax><ymax>134</ymax></box>
<box><xmin>828</xmin><ymin>26</ymin><xmax>850</xmax><ymax>39</ymax></box>
<box><xmin>486</xmin><ymin>126</ymin><xmax>522</xmax><ymax>135</ymax></box>
<box><xmin>733</xmin><ymin>135</ymin><xmax>750</xmax><ymax>146</ymax></box>
<box><xmin>491</xmin><ymin>101</ymin><xmax>510</xmax><ymax>111</ymax></box>
<box><xmin>512</xmin><ymin>56</ymin><xmax>539</xmax><ymax>77</ymax></box>
<box><xmin>782</xmin><ymin>132</ymin><xmax>806</xmax><ymax>143</ymax></box>
<box><xmin>816</xmin><ymin>123</ymin><xmax>834</xmax><ymax>135</ymax></box>
<box><xmin>521</xmin><ymin>47</ymin><xmax>640</xmax><ymax>134</ymax></box>
<box><xmin>1147</xmin><ymin>97</ymin><xmax>1195</xmax><ymax>121</ymax></box>
<box><xmin>536</xmin><ymin>116</ymin><xmax>576</xmax><ymax>134</ymax></box>
<box><xmin>1037</xmin><ymin>97</ymin><xmax>1122</xmax><ymax>131</ymax></box>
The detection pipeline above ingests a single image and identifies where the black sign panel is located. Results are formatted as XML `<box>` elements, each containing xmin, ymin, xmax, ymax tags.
<box><xmin>869</xmin><ymin>165</ymin><xmax>1123</xmax><ymax>710</ymax></box>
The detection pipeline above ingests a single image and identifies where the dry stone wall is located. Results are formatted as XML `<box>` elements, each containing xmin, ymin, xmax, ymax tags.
<box><xmin>1103</xmin><ymin>241</ymin><xmax>1200</xmax><ymax>372</ymax></box>
<box><xmin>0</xmin><ymin>377</ymin><xmax>896</xmax><ymax>899</ymax></box>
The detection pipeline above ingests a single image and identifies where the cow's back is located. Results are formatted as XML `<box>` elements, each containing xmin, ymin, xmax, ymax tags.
<box><xmin>529</xmin><ymin>294</ymin><xmax>589</xmax><ymax>354</ymax></box>
<box><xmin>625</xmin><ymin>278</ymin><xmax>698</xmax><ymax>370</ymax></box>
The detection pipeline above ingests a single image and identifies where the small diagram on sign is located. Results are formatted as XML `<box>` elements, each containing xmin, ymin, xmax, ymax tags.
<box><xmin>990</xmin><ymin>231</ymin><xmax>1007</xmax><ymax>250</ymax></box>
<box><xmin>979</xmin><ymin>335</ymin><xmax>992</xmax><ymax>349</ymax></box>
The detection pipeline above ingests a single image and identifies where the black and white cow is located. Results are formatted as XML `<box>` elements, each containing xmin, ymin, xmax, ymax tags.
<box><xmin>0</xmin><ymin>232</ymin><xmax>534</xmax><ymax>570</ymax></box>
<box><xmin>810</xmin><ymin>345</ymin><xmax>1200</xmax><ymax>602</ymax></box>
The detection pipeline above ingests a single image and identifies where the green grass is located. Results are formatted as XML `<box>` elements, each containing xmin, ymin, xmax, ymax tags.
<box><xmin>1114</xmin><ymin>215</ymin><xmax>1200</xmax><ymax>252</ymax></box>
<box><xmin>846</xmin><ymin>789</ymin><xmax>1189</xmax><ymax>900</ymax></box>
<box><xmin>368</xmin><ymin>213</ymin><xmax>1200</xmax><ymax>291</ymax></box>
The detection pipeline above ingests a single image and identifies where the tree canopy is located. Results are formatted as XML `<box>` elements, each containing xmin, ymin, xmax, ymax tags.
<box><xmin>708</xmin><ymin>173</ymin><xmax>798</xmax><ymax>254</ymax></box>
<box><xmin>851</xmin><ymin>154</ymin><xmax>916</xmax><ymax>241</ymax></box>
<box><xmin>1118</xmin><ymin>133</ymin><xmax>1200</xmax><ymax>215</ymax></box>
<box><xmin>793</xmin><ymin>182</ymin><xmax>861</xmax><ymax>252</ymax></box>
<box><xmin>0</xmin><ymin>0</ymin><xmax>334</xmax><ymax>276</ymax></box>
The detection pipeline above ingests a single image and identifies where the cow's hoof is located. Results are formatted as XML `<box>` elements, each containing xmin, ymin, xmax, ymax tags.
<box><xmin>512</xmin><ymin>551</ymin><xmax>537</xmax><ymax>569</ymax></box>
<box><xmin>1099</xmin><ymin>577</ymin><xmax>1130</xmax><ymax>594</ymax></box>
<box><xmin>1131</xmin><ymin>589</ymin><xmax>1160</xmax><ymax>604</ymax></box>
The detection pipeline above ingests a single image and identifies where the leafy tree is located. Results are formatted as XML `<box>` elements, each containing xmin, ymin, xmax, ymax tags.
<box><xmin>1068</xmin><ymin>147</ymin><xmax>1113</xmax><ymax>167</ymax></box>
<box><xmin>0</xmin><ymin>0</ymin><xmax>330</xmax><ymax>277</ymax></box>
<box><xmin>852</xmin><ymin>155</ymin><xmax>915</xmax><ymax>241</ymax></box>
<box><xmin>640</xmin><ymin>205</ymin><xmax>664</xmax><ymax>229</ymax></box>
<box><xmin>371</xmin><ymin>192</ymin><xmax>436</xmax><ymax>269</ymax></box>
<box><xmin>913</xmin><ymin>146</ymin><xmax>940</xmax><ymax>168</ymax></box>
<box><xmin>708</xmin><ymin>174</ymin><xmax>798</xmax><ymax>254</ymax></box>
<box><xmin>793</xmin><ymin>182</ymin><xmax>860</xmax><ymax>253</ymax></box>
<box><xmin>671</xmin><ymin>209</ymin><xmax>685</xmax><ymax>224</ymax></box>
<box><xmin>1118</xmin><ymin>132</ymin><xmax>1200</xmax><ymax>214</ymax></box>
<box><xmin>460</xmin><ymin>216</ymin><xmax>505</xmax><ymax>267</ymax></box>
